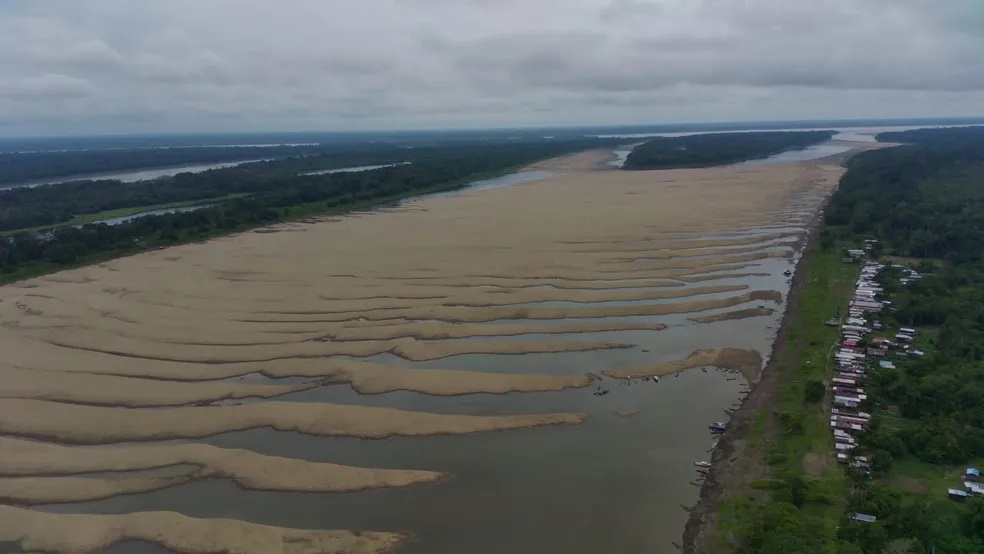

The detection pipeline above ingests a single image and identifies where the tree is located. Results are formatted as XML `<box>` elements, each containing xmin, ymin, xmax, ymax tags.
<box><xmin>804</xmin><ymin>379</ymin><xmax>826</xmax><ymax>403</ymax></box>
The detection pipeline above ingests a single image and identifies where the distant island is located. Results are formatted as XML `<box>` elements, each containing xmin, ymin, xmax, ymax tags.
<box><xmin>622</xmin><ymin>130</ymin><xmax>836</xmax><ymax>170</ymax></box>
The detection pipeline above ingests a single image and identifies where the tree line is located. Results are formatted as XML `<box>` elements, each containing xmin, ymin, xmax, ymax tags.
<box><xmin>0</xmin><ymin>139</ymin><xmax>619</xmax><ymax>232</ymax></box>
<box><xmin>0</xmin><ymin>138</ymin><xmax>619</xmax><ymax>279</ymax></box>
<box><xmin>621</xmin><ymin>130</ymin><xmax>835</xmax><ymax>170</ymax></box>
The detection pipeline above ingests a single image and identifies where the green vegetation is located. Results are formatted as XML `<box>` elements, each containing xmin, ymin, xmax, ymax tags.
<box><xmin>621</xmin><ymin>130</ymin><xmax>835</xmax><ymax>170</ymax></box>
<box><xmin>714</xmin><ymin>126</ymin><xmax>984</xmax><ymax>553</ymax></box>
<box><xmin>0</xmin><ymin>144</ymin><xmax>337</xmax><ymax>186</ymax></box>
<box><xmin>0</xmin><ymin>195</ymin><xmax>249</xmax><ymax>236</ymax></box>
<box><xmin>0</xmin><ymin>138</ymin><xmax>617</xmax><ymax>282</ymax></box>
<box><xmin>715</xmin><ymin>247</ymin><xmax>857</xmax><ymax>553</ymax></box>
<box><xmin>0</xmin><ymin>140</ymin><xmax>611</xmax><ymax>232</ymax></box>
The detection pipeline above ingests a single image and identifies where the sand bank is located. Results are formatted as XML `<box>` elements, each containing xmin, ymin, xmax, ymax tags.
<box><xmin>0</xmin><ymin>366</ymin><xmax>315</xmax><ymax>407</ymax></box>
<box><xmin>567</xmin><ymin>233</ymin><xmax>796</xmax><ymax>253</ymax></box>
<box><xmin>232</xmin><ymin>290</ymin><xmax>782</xmax><ymax>325</ymax></box>
<box><xmin>38</xmin><ymin>331</ymin><xmax>631</xmax><ymax>363</ymax></box>
<box><xmin>0</xmin><ymin>398</ymin><xmax>587</xmax><ymax>444</ymax></box>
<box><xmin>603</xmin><ymin>348</ymin><xmax>764</xmax><ymax>381</ymax></box>
<box><xmin>320</xmin><ymin>362</ymin><xmax>591</xmax><ymax>395</ymax></box>
<box><xmin>0</xmin><ymin>349</ymin><xmax>590</xmax><ymax>389</ymax></box>
<box><xmin>690</xmin><ymin>307</ymin><xmax>776</xmax><ymax>324</ymax></box>
<box><xmin>0</xmin><ymin>473</ymin><xmax>198</xmax><ymax>505</ymax></box>
<box><xmin>326</xmin><ymin>321</ymin><xmax>667</xmax><ymax>342</ymax></box>
<box><xmin>0</xmin><ymin>505</ymin><xmax>406</xmax><ymax>554</ymax></box>
<box><xmin>0</xmin><ymin>437</ymin><xmax>445</xmax><ymax>496</ymax></box>
<box><xmin>522</xmin><ymin>149</ymin><xmax>617</xmax><ymax>171</ymax></box>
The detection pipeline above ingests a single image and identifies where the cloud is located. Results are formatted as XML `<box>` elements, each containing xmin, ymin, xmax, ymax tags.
<box><xmin>0</xmin><ymin>0</ymin><xmax>982</xmax><ymax>135</ymax></box>
<box><xmin>0</xmin><ymin>74</ymin><xmax>94</xmax><ymax>99</ymax></box>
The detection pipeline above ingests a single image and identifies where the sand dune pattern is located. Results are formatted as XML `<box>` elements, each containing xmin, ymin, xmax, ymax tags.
<box><xmin>0</xmin><ymin>152</ymin><xmax>843</xmax><ymax>552</ymax></box>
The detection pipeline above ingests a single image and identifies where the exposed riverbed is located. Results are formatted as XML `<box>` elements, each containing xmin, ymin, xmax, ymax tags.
<box><xmin>0</xmin><ymin>148</ymin><xmax>848</xmax><ymax>554</ymax></box>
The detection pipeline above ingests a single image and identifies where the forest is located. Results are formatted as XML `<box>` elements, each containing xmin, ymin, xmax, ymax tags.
<box><xmin>0</xmin><ymin>137</ymin><xmax>618</xmax><ymax>279</ymax></box>
<box><xmin>0</xmin><ymin>144</ymin><xmax>341</xmax><ymax>186</ymax></box>
<box><xmin>621</xmin><ymin>130</ymin><xmax>835</xmax><ymax>170</ymax></box>
<box><xmin>745</xmin><ymin>125</ymin><xmax>984</xmax><ymax>553</ymax></box>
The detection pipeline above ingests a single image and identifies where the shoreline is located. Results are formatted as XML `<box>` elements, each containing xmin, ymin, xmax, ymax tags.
<box><xmin>680</xmin><ymin>198</ymin><xmax>828</xmax><ymax>552</ymax></box>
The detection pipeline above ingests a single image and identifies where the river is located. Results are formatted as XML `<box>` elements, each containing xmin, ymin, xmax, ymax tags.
<box><xmin>3</xmin><ymin>159</ymin><xmax>272</xmax><ymax>190</ymax></box>
<box><xmin>16</xmin><ymin>145</ymin><xmax>836</xmax><ymax>554</ymax></box>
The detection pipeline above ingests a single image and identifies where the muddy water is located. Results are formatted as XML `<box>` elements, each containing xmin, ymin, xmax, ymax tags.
<box><xmin>46</xmin><ymin>371</ymin><xmax>744</xmax><ymax>554</ymax></box>
<box><xmin>39</xmin><ymin>225</ymin><xmax>805</xmax><ymax>554</ymax></box>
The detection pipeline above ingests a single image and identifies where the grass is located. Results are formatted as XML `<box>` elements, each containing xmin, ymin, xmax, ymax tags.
<box><xmin>0</xmin><ymin>194</ymin><xmax>250</xmax><ymax>236</ymax></box>
<box><xmin>712</xmin><ymin>245</ymin><xmax>859</xmax><ymax>551</ymax></box>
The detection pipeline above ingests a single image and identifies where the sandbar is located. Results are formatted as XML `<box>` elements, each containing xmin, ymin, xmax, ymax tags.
<box><xmin>0</xmin><ymin>505</ymin><xmax>406</xmax><ymax>554</ymax></box>
<box><xmin>0</xmin><ymin>436</ymin><xmax>445</xmax><ymax>497</ymax></box>
<box><xmin>0</xmin><ymin>398</ymin><xmax>587</xmax><ymax>444</ymax></box>
<box><xmin>603</xmin><ymin>348</ymin><xmax>764</xmax><ymax>381</ymax></box>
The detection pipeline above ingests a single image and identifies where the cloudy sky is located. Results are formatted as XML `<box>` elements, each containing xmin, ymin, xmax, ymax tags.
<box><xmin>2</xmin><ymin>0</ymin><xmax>984</xmax><ymax>136</ymax></box>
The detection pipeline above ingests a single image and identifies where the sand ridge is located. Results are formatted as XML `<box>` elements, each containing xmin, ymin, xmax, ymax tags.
<box><xmin>603</xmin><ymin>348</ymin><xmax>765</xmax><ymax>381</ymax></box>
<box><xmin>689</xmin><ymin>307</ymin><xmax>777</xmax><ymax>324</ymax></box>
<box><xmin>0</xmin><ymin>398</ymin><xmax>588</xmax><ymax>444</ymax></box>
<box><xmin>0</xmin><ymin>436</ymin><xmax>445</xmax><ymax>499</ymax></box>
<box><xmin>0</xmin><ymin>505</ymin><xmax>407</xmax><ymax>554</ymax></box>
<box><xmin>0</xmin><ymin>366</ymin><xmax>316</xmax><ymax>407</ymax></box>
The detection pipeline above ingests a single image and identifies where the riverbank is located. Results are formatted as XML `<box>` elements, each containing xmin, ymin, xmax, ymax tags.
<box><xmin>682</xmin><ymin>207</ymin><xmax>860</xmax><ymax>552</ymax></box>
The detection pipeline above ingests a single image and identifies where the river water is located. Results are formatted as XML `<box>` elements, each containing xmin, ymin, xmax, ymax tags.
<box><xmin>35</xmin><ymin>153</ymin><xmax>815</xmax><ymax>554</ymax></box>
<box><xmin>3</xmin><ymin>159</ymin><xmax>273</xmax><ymax>190</ymax></box>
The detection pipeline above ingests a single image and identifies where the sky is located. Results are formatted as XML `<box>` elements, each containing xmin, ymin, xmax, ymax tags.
<box><xmin>2</xmin><ymin>0</ymin><xmax>984</xmax><ymax>136</ymax></box>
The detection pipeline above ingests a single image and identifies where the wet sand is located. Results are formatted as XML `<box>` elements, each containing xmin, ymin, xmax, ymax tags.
<box><xmin>0</xmin><ymin>150</ymin><xmax>845</xmax><ymax>553</ymax></box>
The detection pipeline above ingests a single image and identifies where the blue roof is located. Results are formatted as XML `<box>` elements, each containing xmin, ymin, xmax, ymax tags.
<box><xmin>851</xmin><ymin>513</ymin><xmax>878</xmax><ymax>523</ymax></box>
<box><xmin>968</xmin><ymin>468</ymin><xmax>981</xmax><ymax>476</ymax></box>
<box><xmin>951</xmin><ymin>488</ymin><xmax>970</xmax><ymax>496</ymax></box>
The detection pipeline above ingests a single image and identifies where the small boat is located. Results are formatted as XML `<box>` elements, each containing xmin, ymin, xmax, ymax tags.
<box><xmin>709</xmin><ymin>421</ymin><xmax>727</xmax><ymax>432</ymax></box>
<box><xmin>783</xmin><ymin>269</ymin><xmax>793</xmax><ymax>276</ymax></box>
<box><xmin>652</xmin><ymin>376</ymin><xmax>660</xmax><ymax>383</ymax></box>
<box><xmin>694</xmin><ymin>461</ymin><xmax>711</xmax><ymax>468</ymax></box>
<box><xmin>593</xmin><ymin>389</ymin><xmax>610</xmax><ymax>396</ymax></box>
<box><xmin>696</xmin><ymin>466</ymin><xmax>710</xmax><ymax>474</ymax></box>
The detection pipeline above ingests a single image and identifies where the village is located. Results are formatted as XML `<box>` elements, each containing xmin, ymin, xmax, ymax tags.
<box><xmin>833</xmin><ymin>244</ymin><xmax>927</xmax><ymax>470</ymax></box>
<box><xmin>832</xmin><ymin>242</ymin><xmax>984</xmax><ymax>510</ymax></box>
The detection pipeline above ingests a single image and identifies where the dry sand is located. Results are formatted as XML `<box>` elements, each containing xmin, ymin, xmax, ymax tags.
<box><xmin>603</xmin><ymin>348</ymin><xmax>765</xmax><ymax>381</ymax></box>
<box><xmin>0</xmin><ymin>505</ymin><xmax>406</xmax><ymax>554</ymax></box>
<box><xmin>320</xmin><ymin>362</ymin><xmax>593</xmax><ymax>395</ymax></box>
<box><xmin>0</xmin><ymin>366</ymin><xmax>316</xmax><ymax>407</ymax></box>
<box><xmin>0</xmin><ymin>436</ymin><xmax>445</xmax><ymax>501</ymax></box>
<box><xmin>0</xmin><ymin>151</ymin><xmax>845</xmax><ymax>552</ymax></box>
<box><xmin>690</xmin><ymin>307</ymin><xmax>776</xmax><ymax>324</ymax></box>
<box><xmin>0</xmin><ymin>473</ymin><xmax>200</xmax><ymax>505</ymax></box>
<box><xmin>0</xmin><ymin>398</ymin><xmax>587</xmax><ymax>444</ymax></box>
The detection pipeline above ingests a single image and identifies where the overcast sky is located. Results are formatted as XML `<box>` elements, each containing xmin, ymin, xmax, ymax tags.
<box><xmin>2</xmin><ymin>0</ymin><xmax>984</xmax><ymax>136</ymax></box>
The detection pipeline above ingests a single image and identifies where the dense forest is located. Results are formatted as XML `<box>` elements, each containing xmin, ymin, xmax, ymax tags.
<box><xmin>0</xmin><ymin>139</ymin><xmax>621</xmax><ymax>232</ymax></box>
<box><xmin>621</xmin><ymin>130</ymin><xmax>835</xmax><ymax>170</ymax></box>
<box><xmin>0</xmin><ymin>137</ymin><xmax>618</xmax><ymax>278</ymax></box>
<box><xmin>0</xmin><ymin>144</ymin><xmax>340</xmax><ymax>186</ymax></box>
